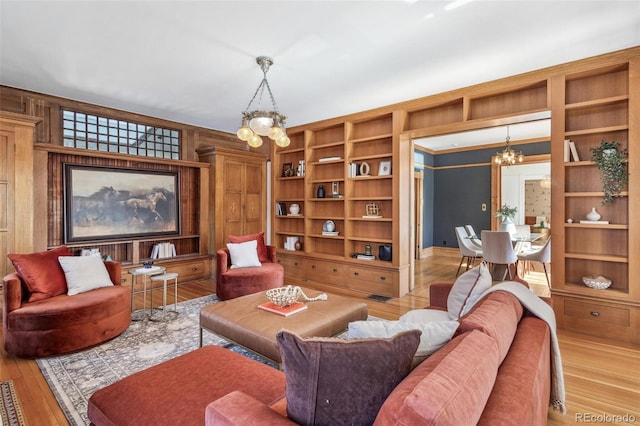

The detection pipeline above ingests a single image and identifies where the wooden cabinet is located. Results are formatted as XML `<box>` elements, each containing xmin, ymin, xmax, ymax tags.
<box><xmin>272</xmin><ymin>112</ymin><xmax>412</xmax><ymax>297</ymax></box>
<box><xmin>551</xmin><ymin>59</ymin><xmax>639</xmax><ymax>344</ymax></box>
<box><xmin>0</xmin><ymin>112</ymin><xmax>39</xmax><ymax>277</ymax></box>
<box><xmin>198</xmin><ymin>147</ymin><xmax>267</xmax><ymax>252</ymax></box>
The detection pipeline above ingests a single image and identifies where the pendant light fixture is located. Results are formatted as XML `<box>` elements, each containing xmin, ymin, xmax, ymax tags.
<box><xmin>236</xmin><ymin>56</ymin><xmax>290</xmax><ymax>148</ymax></box>
<box><xmin>494</xmin><ymin>126</ymin><xmax>524</xmax><ymax>166</ymax></box>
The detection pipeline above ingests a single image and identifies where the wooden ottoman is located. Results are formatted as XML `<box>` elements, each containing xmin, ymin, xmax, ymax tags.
<box><xmin>200</xmin><ymin>287</ymin><xmax>369</xmax><ymax>364</ymax></box>
<box><xmin>87</xmin><ymin>345</ymin><xmax>286</xmax><ymax>426</ymax></box>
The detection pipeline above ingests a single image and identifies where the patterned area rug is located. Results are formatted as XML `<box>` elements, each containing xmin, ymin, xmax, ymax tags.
<box><xmin>36</xmin><ymin>295</ymin><xmax>274</xmax><ymax>426</ymax></box>
<box><xmin>0</xmin><ymin>380</ymin><xmax>26</xmax><ymax>426</ymax></box>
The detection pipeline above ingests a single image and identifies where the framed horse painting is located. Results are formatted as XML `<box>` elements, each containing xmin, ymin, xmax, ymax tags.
<box><xmin>63</xmin><ymin>164</ymin><xmax>180</xmax><ymax>242</ymax></box>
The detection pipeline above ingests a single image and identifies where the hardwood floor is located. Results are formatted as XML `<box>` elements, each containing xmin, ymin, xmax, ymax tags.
<box><xmin>2</xmin><ymin>255</ymin><xmax>638</xmax><ymax>425</ymax></box>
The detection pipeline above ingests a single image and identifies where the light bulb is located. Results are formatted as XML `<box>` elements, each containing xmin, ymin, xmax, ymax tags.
<box><xmin>236</xmin><ymin>126</ymin><xmax>253</xmax><ymax>141</ymax></box>
<box><xmin>249</xmin><ymin>116</ymin><xmax>273</xmax><ymax>136</ymax></box>
<box><xmin>275</xmin><ymin>135</ymin><xmax>291</xmax><ymax>148</ymax></box>
<box><xmin>247</xmin><ymin>134</ymin><xmax>263</xmax><ymax>148</ymax></box>
<box><xmin>268</xmin><ymin>126</ymin><xmax>284</xmax><ymax>140</ymax></box>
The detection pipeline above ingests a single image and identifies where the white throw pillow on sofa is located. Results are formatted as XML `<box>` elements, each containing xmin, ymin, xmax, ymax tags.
<box><xmin>348</xmin><ymin>319</ymin><xmax>459</xmax><ymax>358</ymax></box>
<box><xmin>58</xmin><ymin>256</ymin><xmax>114</xmax><ymax>295</ymax></box>
<box><xmin>447</xmin><ymin>262</ymin><xmax>491</xmax><ymax>319</ymax></box>
<box><xmin>226</xmin><ymin>240</ymin><xmax>262</xmax><ymax>268</ymax></box>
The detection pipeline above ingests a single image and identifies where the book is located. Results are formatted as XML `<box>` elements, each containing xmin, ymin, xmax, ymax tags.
<box><xmin>258</xmin><ymin>301</ymin><xmax>308</xmax><ymax>317</ymax></box>
<box><xmin>579</xmin><ymin>220</ymin><xmax>610</xmax><ymax>224</ymax></box>
<box><xmin>357</xmin><ymin>254</ymin><xmax>375</xmax><ymax>260</ymax></box>
<box><xmin>318</xmin><ymin>156</ymin><xmax>341</xmax><ymax>162</ymax></box>
<box><xmin>568</xmin><ymin>140</ymin><xmax>580</xmax><ymax>161</ymax></box>
<box><xmin>564</xmin><ymin>139</ymin><xmax>571</xmax><ymax>162</ymax></box>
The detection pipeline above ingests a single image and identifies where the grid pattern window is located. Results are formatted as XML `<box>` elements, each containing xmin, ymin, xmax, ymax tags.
<box><xmin>62</xmin><ymin>110</ymin><xmax>180</xmax><ymax>159</ymax></box>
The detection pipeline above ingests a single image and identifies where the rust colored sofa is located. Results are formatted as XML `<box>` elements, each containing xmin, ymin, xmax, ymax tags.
<box><xmin>3</xmin><ymin>260</ymin><xmax>131</xmax><ymax>358</ymax></box>
<box><xmin>216</xmin><ymin>245</ymin><xmax>284</xmax><ymax>300</ymax></box>
<box><xmin>87</xmin><ymin>283</ymin><xmax>554</xmax><ymax>426</ymax></box>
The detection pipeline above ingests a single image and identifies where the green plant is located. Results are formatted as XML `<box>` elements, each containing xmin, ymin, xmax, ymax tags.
<box><xmin>496</xmin><ymin>204</ymin><xmax>517</xmax><ymax>221</ymax></box>
<box><xmin>590</xmin><ymin>140</ymin><xmax>629</xmax><ymax>205</ymax></box>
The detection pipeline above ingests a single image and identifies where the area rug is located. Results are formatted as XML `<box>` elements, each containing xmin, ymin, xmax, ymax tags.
<box><xmin>36</xmin><ymin>295</ymin><xmax>275</xmax><ymax>426</ymax></box>
<box><xmin>0</xmin><ymin>380</ymin><xmax>26</xmax><ymax>426</ymax></box>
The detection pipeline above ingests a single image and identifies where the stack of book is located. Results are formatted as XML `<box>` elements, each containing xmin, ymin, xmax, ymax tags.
<box><xmin>150</xmin><ymin>242</ymin><xmax>176</xmax><ymax>259</ymax></box>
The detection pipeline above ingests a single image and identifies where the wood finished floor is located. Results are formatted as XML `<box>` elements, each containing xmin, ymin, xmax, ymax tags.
<box><xmin>1</xmin><ymin>255</ymin><xmax>638</xmax><ymax>425</ymax></box>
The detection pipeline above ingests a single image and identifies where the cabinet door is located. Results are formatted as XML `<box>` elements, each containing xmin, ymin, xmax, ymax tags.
<box><xmin>244</xmin><ymin>162</ymin><xmax>264</xmax><ymax>236</ymax></box>
<box><xmin>223</xmin><ymin>161</ymin><xmax>244</xmax><ymax>239</ymax></box>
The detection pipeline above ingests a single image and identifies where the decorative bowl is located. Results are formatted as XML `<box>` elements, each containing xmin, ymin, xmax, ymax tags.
<box><xmin>266</xmin><ymin>286</ymin><xmax>300</xmax><ymax>307</ymax></box>
<box><xmin>582</xmin><ymin>275</ymin><xmax>612</xmax><ymax>290</ymax></box>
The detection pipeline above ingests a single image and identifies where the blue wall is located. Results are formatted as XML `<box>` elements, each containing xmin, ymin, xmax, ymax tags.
<box><xmin>415</xmin><ymin>141</ymin><xmax>550</xmax><ymax>250</ymax></box>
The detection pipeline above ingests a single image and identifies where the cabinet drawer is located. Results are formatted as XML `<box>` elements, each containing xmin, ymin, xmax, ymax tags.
<box><xmin>305</xmin><ymin>260</ymin><xmax>344</xmax><ymax>278</ymax></box>
<box><xmin>169</xmin><ymin>260</ymin><xmax>209</xmax><ymax>281</ymax></box>
<box><xmin>554</xmin><ymin>296</ymin><xmax>638</xmax><ymax>344</ymax></box>
<box><xmin>277</xmin><ymin>255</ymin><xmax>304</xmax><ymax>277</ymax></box>
<box><xmin>564</xmin><ymin>299</ymin><xmax>629</xmax><ymax>327</ymax></box>
<box><xmin>346</xmin><ymin>267</ymin><xmax>393</xmax><ymax>296</ymax></box>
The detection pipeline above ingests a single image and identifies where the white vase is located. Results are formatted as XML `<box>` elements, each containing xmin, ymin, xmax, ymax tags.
<box><xmin>586</xmin><ymin>207</ymin><xmax>601</xmax><ymax>221</ymax></box>
<box><xmin>498</xmin><ymin>217</ymin><xmax>517</xmax><ymax>237</ymax></box>
<box><xmin>289</xmin><ymin>204</ymin><xmax>300</xmax><ymax>215</ymax></box>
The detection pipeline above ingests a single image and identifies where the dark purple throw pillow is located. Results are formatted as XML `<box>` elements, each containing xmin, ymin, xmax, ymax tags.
<box><xmin>276</xmin><ymin>329</ymin><xmax>421</xmax><ymax>426</ymax></box>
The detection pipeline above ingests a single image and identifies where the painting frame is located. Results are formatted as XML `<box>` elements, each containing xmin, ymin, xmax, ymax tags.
<box><xmin>64</xmin><ymin>164</ymin><xmax>180</xmax><ymax>243</ymax></box>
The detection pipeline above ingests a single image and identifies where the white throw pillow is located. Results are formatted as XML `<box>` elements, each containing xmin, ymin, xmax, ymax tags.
<box><xmin>447</xmin><ymin>262</ymin><xmax>492</xmax><ymax>319</ymax></box>
<box><xmin>58</xmin><ymin>256</ymin><xmax>114</xmax><ymax>295</ymax></box>
<box><xmin>226</xmin><ymin>240</ymin><xmax>262</xmax><ymax>268</ymax></box>
<box><xmin>348</xmin><ymin>319</ymin><xmax>459</xmax><ymax>358</ymax></box>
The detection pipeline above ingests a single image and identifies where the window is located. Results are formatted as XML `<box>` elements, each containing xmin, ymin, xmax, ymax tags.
<box><xmin>62</xmin><ymin>110</ymin><xmax>180</xmax><ymax>159</ymax></box>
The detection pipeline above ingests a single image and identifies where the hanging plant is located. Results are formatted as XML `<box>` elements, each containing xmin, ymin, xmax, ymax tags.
<box><xmin>496</xmin><ymin>204</ymin><xmax>517</xmax><ymax>221</ymax></box>
<box><xmin>590</xmin><ymin>141</ymin><xmax>629</xmax><ymax>205</ymax></box>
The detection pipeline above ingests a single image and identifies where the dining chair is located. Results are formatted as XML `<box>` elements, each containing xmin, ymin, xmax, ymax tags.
<box><xmin>464</xmin><ymin>224</ymin><xmax>482</xmax><ymax>249</ymax></box>
<box><xmin>514</xmin><ymin>224</ymin><xmax>532</xmax><ymax>251</ymax></box>
<box><xmin>455</xmin><ymin>226</ymin><xmax>483</xmax><ymax>277</ymax></box>
<box><xmin>517</xmin><ymin>237</ymin><xmax>551</xmax><ymax>288</ymax></box>
<box><xmin>481</xmin><ymin>230</ymin><xmax>517</xmax><ymax>281</ymax></box>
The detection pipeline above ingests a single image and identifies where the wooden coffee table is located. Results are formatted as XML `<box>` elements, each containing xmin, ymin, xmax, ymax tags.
<box><xmin>199</xmin><ymin>287</ymin><xmax>368</xmax><ymax>364</ymax></box>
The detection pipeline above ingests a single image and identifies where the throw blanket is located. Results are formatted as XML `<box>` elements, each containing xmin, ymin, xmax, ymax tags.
<box><xmin>482</xmin><ymin>282</ymin><xmax>567</xmax><ymax>414</ymax></box>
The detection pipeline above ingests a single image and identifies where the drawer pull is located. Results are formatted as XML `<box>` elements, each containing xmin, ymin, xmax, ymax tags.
<box><xmin>380</xmin><ymin>276</ymin><xmax>386</xmax><ymax>281</ymax></box>
<box><xmin>121</xmin><ymin>279</ymin><xmax>127</xmax><ymax>284</ymax></box>
<box><xmin>294</xmin><ymin>262</ymin><xmax>298</xmax><ymax>266</ymax></box>
<box><xmin>192</xmin><ymin>267</ymin><xmax>198</xmax><ymax>271</ymax></box>
<box><xmin>332</xmin><ymin>268</ymin><xmax>338</xmax><ymax>272</ymax></box>
<box><xmin>354</xmin><ymin>272</ymin><xmax>359</xmax><ymax>276</ymax></box>
<box><xmin>590</xmin><ymin>311</ymin><xmax>600</xmax><ymax>317</ymax></box>
<box><xmin>312</xmin><ymin>265</ymin><xmax>316</xmax><ymax>269</ymax></box>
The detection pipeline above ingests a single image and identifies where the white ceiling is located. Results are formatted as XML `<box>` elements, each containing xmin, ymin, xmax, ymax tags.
<box><xmin>1</xmin><ymin>0</ymin><xmax>639</xmax><ymax>142</ymax></box>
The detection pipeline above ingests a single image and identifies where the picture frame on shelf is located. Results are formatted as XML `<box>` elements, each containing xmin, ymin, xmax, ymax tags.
<box><xmin>282</xmin><ymin>162</ymin><xmax>294</xmax><ymax>177</ymax></box>
<box><xmin>378</xmin><ymin>160</ymin><xmax>391</xmax><ymax>176</ymax></box>
<box><xmin>64</xmin><ymin>164</ymin><xmax>179</xmax><ymax>243</ymax></box>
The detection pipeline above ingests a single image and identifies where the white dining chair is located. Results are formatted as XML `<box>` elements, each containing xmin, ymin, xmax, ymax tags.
<box><xmin>517</xmin><ymin>237</ymin><xmax>551</xmax><ymax>288</ymax></box>
<box><xmin>464</xmin><ymin>224</ymin><xmax>482</xmax><ymax>249</ymax></box>
<box><xmin>481</xmin><ymin>230</ymin><xmax>517</xmax><ymax>280</ymax></box>
<box><xmin>455</xmin><ymin>226</ymin><xmax>483</xmax><ymax>277</ymax></box>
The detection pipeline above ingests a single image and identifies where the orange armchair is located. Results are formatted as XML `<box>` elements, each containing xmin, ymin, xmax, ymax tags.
<box><xmin>215</xmin><ymin>245</ymin><xmax>284</xmax><ymax>300</ymax></box>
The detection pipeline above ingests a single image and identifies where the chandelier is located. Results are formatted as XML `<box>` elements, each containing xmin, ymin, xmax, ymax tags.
<box><xmin>236</xmin><ymin>56</ymin><xmax>290</xmax><ymax>148</ymax></box>
<box><xmin>494</xmin><ymin>126</ymin><xmax>523</xmax><ymax>166</ymax></box>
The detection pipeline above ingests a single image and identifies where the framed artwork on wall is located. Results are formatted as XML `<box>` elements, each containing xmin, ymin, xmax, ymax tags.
<box><xmin>63</xmin><ymin>164</ymin><xmax>180</xmax><ymax>242</ymax></box>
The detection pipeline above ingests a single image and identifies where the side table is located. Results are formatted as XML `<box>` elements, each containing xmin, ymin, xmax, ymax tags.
<box><xmin>128</xmin><ymin>266</ymin><xmax>166</xmax><ymax>321</ymax></box>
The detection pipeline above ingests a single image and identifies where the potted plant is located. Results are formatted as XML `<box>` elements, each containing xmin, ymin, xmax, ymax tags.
<box><xmin>496</xmin><ymin>204</ymin><xmax>517</xmax><ymax>236</ymax></box>
<box><xmin>590</xmin><ymin>140</ymin><xmax>629</xmax><ymax>205</ymax></box>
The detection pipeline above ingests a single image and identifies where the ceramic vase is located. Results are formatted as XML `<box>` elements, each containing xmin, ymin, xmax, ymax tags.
<box><xmin>586</xmin><ymin>207</ymin><xmax>601</xmax><ymax>221</ymax></box>
<box><xmin>289</xmin><ymin>204</ymin><xmax>300</xmax><ymax>215</ymax></box>
<box><xmin>498</xmin><ymin>217</ymin><xmax>517</xmax><ymax>238</ymax></box>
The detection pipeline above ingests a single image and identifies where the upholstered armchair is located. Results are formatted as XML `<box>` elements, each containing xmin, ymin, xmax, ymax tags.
<box><xmin>216</xmin><ymin>244</ymin><xmax>284</xmax><ymax>301</ymax></box>
<box><xmin>3</xmin><ymin>246</ymin><xmax>131</xmax><ymax>357</ymax></box>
